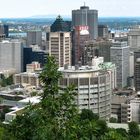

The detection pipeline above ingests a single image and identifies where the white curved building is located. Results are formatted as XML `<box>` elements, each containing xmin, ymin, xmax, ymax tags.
<box><xmin>59</xmin><ymin>60</ymin><xmax>116</xmax><ymax>120</ymax></box>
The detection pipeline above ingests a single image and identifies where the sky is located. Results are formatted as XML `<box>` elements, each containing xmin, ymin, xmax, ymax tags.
<box><xmin>0</xmin><ymin>0</ymin><xmax>140</xmax><ymax>18</ymax></box>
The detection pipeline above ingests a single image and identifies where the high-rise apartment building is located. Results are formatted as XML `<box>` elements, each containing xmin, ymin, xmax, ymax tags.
<box><xmin>27</xmin><ymin>30</ymin><xmax>42</xmax><ymax>47</ymax></box>
<box><xmin>47</xmin><ymin>32</ymin><xmax>71</xmax><ymax>67</ymax></box>
<box><xmin>59</xmin><ymin>57</ymin><xmax>116</xmax><ymax>120</ymax></box>
<box><xmin>128</xmin><ymin>26</ymin><xmax>140</xmax><ymax>52</ymax></box>
<box><xmin>110</xmin><ymin>42</ymin><xmax>130</xmax><ymax>88</ymax></box>
<box><xmin>0</xmin><ymin>40</ymin><xmax>23</xmax><ymax>73</ymax></box>
<box><xmin>72</xmin><ymin>5</ymin><xmax>98</xmax><ymax>39</ymax></box>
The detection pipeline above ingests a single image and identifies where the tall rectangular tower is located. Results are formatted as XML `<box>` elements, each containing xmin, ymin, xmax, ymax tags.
<box><xmin>134</xmin><ymin>51</ymin><xmax>140</xmax><ymax>91</ymax></box>
<box><xmin>27</xmin><ymin>30</ymin><xmax>42</xmax><ymax>47</ymax></box>
<box><xmin>47</xmin><ymin>32</ymin><xmax>71</xmax><ymax>67</ymax></box>
<box><xmin>72</xmin><ymin>25</ymin><xmax>90</xmax><ymax>65</ymax></box>
<box><xmin>0</xmin><ymin>40</ymin><xmax>23</xmax><ymax>73</ymax></box>
<box><xmin>110</xmin><ymin>42</ymin><xmax>130</xmax><ymax>88</ymax></box>
<box><xmin>128</xmin><ymin>26</ymin><xmax>140</xmax><ymax>52</ymax></box>
<box><xmin>72</xmin><ymin>5</ymin><xmax>98</xmax><ymax>40</ymax></box>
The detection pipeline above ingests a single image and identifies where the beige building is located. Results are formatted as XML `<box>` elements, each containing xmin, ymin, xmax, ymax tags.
<box><xmin>26</xmin><ymin>62</ymin><xmax>41</xmax><ymax>73</ymax></box>
<box><xmin>47</xmin><ymin>32</ymin><xmax>71</xmax><ymax>67</ymax></box>
<box><xmin>14</xmin><ymin>72</ymin><xmax>40</xmax><ymax>88</ymax></box>
<box><xmin>59</xmin><ymin>57</ymin><xmax>116</xmax><ymax>120</ymax></box>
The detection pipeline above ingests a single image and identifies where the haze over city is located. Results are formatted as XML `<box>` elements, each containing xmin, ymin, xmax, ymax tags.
<box><xmin>0</xmin><ymin>0</ymin><xmax>140</xmax><ymax>18</ymax></box>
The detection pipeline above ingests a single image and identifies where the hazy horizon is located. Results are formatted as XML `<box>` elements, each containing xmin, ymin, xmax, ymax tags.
<box><xmin>1</xmin><ymin>0</ymin><xmax>140</xmax><ymax>18</ymax></box>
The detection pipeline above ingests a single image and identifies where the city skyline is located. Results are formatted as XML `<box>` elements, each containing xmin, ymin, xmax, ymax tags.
<box><xmin>0</xmin><ymin>0</ymin><xmax>140</xmax><ymax>18</ymax></box>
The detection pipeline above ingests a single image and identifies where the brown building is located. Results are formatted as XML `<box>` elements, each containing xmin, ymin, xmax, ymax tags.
<box><xmin>47</xmin><ymin>32</ymin><xmax>71</xmax><ymax>67</ymax></box>
<box><xmin>72</xmin><ymin>25</ymin><xmax>90</xmax><ymax>65</ymax></box>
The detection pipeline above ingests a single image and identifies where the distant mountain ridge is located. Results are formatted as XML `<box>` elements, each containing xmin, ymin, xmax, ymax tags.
<box><xmin>29</xmin><ymin>15</ymin><xmax>71</xmax><ymax>19</ymax></box>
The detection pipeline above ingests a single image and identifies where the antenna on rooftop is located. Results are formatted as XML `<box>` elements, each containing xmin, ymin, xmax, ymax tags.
<box><xmin>84</xmin><ymin>1</ymin><xmax>86</xmax><ymax>6</ymax></box>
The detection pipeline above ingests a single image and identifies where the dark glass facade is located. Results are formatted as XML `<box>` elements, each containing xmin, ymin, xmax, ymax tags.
<box><xmin>23</xmin><ymin>47</ymin><xmax>47</xmax><ymax>72</ymax></box>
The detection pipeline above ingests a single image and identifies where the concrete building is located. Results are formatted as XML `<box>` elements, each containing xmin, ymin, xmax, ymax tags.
<box><xmin>83</xmin><ymin>40</ymin><xmax>112</xmax><ymax>65</ymax></box>
<box><xmin>0</xmin><ymin>40</ymin><xmax>23</xmax><ymax>73</ymax></box>
<box><xmin>111</xmin><ymin>90</ymin><xmax>135</xmax><ymax>123</ymax></box>
<box><xmin>111</xmin><ymin>95</ymin><xmax>128</xmax><ymax>123</ymax></box>
<box><xmin>27</xmin><ymin>30</ymin><xmax>42</xmax><ymax>47</ymax></box>
<box><xmin>128</xmin><ymin>26</ymin><xmax>140</xmax><ymax>52</ymax></box>
<box><xmin>72</xmin><ymin>25</ymin><xmax>90</xmax><ymax>65</ymax></box>
<box><xmin>134</xmin><ymin>51</ymin><xmax>140</xmax><ymax>91</ymax></box>
<box><xmin>47</xmin><ymin>32</ymin><xmax>71</xmax><ymax>67</ymax></box>
<box><xmin>59</xmin><ymin>57</ymin><xmax>116</xmax><ymax>120</ymax></box>
<box><xmin>98</xmin><ymin>25</ymin><xmax>109</xmax><ymax>39</ymax></box>
<box><xmin>72</xmin><ymin>5</ymin><xmax>98</xmax><ymax>39</ymax></box>
<box><xmin>110</xmin><ymin>42</ymin><xmax>130</xmax><ymax>88</ymax></box>
<box><xmin>4</xmin><ymin>96</ymin><xmax>40</xmax><ymax>123</ymax></box>
<box><xmin>14</xmin><ymin>72</ymin><xmax>40</xmax><ymax>88</ymax></box>
<box><xmin>26</xmin><ymin>62</ymin><xmax>41</xmax><ymax>73</ymax></box>
<box><xmin>128</xmin><ymin>97</ymin><xmax>140</xmax><ymax>123</ymax></box>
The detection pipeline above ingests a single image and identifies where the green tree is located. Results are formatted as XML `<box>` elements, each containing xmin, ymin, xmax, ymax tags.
<box><xmin>128</xmin><ymin>121</ymin><xmax>140</xmax><ymax>138</ymax></box>
<box><xmin>4</xmin><ymin>56</ymin><xmax>135</xmax><ymax>140</ymax></box>
<box><xmin>0</xmin><ymin>74</ymin><xmax>13</xmax><ymax>87</ymax></box>
<box><xmin>109</xmin><ymin>117</ymin><xmax>117</xmax><ymax>123</ymax></box>
<box><xmin>80</xmin><ymin>109</ymin><xmax>99</xmax><ymax>121</ymax></box>
<box><xmin>101</xmin><ymin>128</ymin><xmax>127</xmax><ymax>140</ymax></box>
<box><xmin>116</xmin><ymin>128</ymin><xmax>128</xmax><ymax>138</ymax></box>
<box><xmin>8</xmin><ymin>56</ymin><xmax>79</xmax><ymax>140</ymax></box>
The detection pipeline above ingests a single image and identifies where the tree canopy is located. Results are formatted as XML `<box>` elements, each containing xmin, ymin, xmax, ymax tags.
<box><xmin>0</xmin><ymin>56</ymin><xmax>140</xmax><ymax>140</ymax></box>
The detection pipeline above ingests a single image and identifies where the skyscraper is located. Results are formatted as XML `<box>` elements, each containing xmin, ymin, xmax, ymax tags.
<box><xmin>27</xmin><ymin>30</ymin><xmax>42</xmax><ymax>47</ymax></box>
<box><xmin>98</xmin><ymin>25</ymin><xmax>109</xmax><ymax>39</ymax></box>
<box><xmin>72</xmin><ymin>25</ymin><xmax>90</xmax><ymax>65</ymax></box>
<box><xmin>72</xmin><ymin>5</ymin><xmax>98</xmax><ymax>39</ymax></box>
<box><xmin>110</xmin><ymin>42</ymin><xmax>130</xmax><ymax>88</ymax></box>
<box><xmin>83</xmin><ymin>40</ymin><xmax>112</xmax><ymax>65</ymax></box>
<box><xmin>0</xmin><ymin>40</ymin><xmax>23</xmax><ymax>73</ymax></box>
<box><xmin>47</xmin><ymin>32</ymin><xmax>71</xmax><ymax>67</ymax></box>
<box><xmin>134</xmin><ymin>51</ymin><xmax>140</xmax><ymax>91</ymax></box>
<box><xmin>51</xmin><ymin>15</ymin><xmax>71</xmax><ymax>32</ymax></box>
<box><xmin>128</xmin><ymin>26</ymin><xmax>140</xmax><ymax>52</ymax></box>
<box><xmin>47</xmin><ymin>16</ymin><xmax>71</xmax><ymax>67</ymax></box>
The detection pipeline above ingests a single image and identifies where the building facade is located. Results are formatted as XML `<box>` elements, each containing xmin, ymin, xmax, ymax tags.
<box><xmin>128</xmin><ymin>98</ymin><xmax>140</xmax><ymax>123</ymax></box>
<box><xmin>72</xmin><ymin>5</ymin><xmax>98</xmax><ymax>40</ymax></box>
<box><xmin>23</xmin><ymin>47</ymin><xmax>47</xmax><ymax>72</ymax></box>
<box><xmin>128</xmin><ymin>26</ymin><xmax>140</xmax><ymax>52</ymax></box>
<box><xmin>14</xmin><ymin>72</ymin><xmax>40</xmax><ymax>88</ymax></box>
<box><xmin>47</xmin><ymin>32</ymin><xmax>71</xmax><ymax>67</ymax></box>
<box><xmin>72</xmin><ymin>25</ymin><xmax>90</xmax><ymax>65</ymax></box>
<box><xmin>27</xmin><ymin>30</ymin><xmax>42</xmax><ymax>47</ymax></box>
<box><xmin>98</xmin><ymin>25</ymin><xmax>108</xmax><ymax>39</ymax></box>
<box><xmin>110</xmin><ymin>42</ymin><xmax>130</xmax><ymax>88</ymax></box>
<box><xmin>59</xmin><ymin>58</ymin><xmax>116</xmax><ymax>120</ymax></box>
<box><xmin>83</xmin><ymin>40</ymin><xmax>112</xmax><ymax>65</ymax></box>
<box><xmin>134</xmin><ymin>51</ymin><xmax>140</xmax><ymax>91</ymax></box>
<box><xmin>0</xmin><ymin>40</ymin><xmax>23</xmax><ymax>73</ymax></box>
